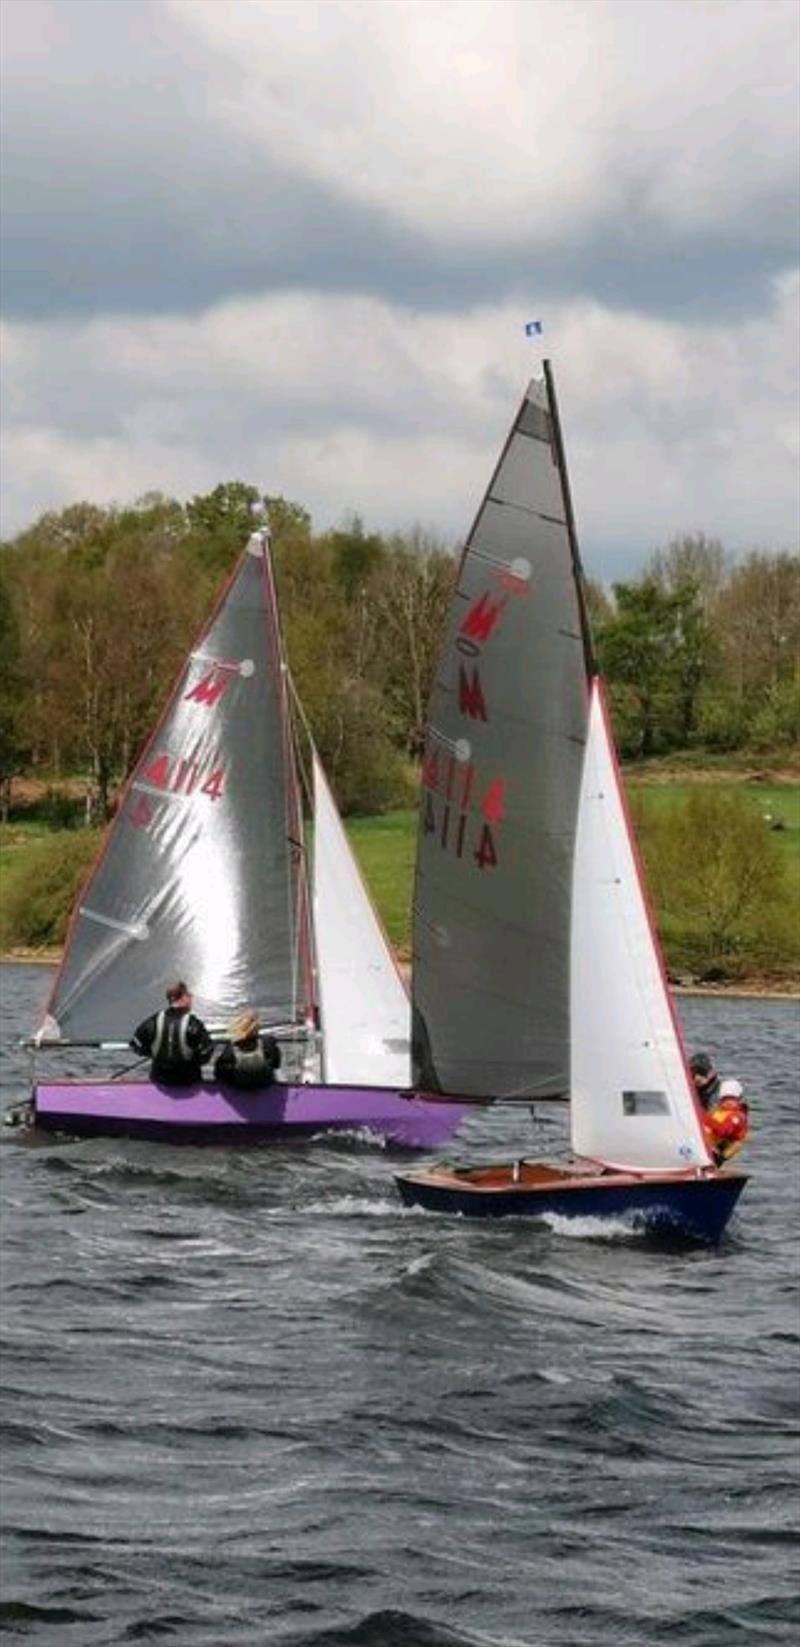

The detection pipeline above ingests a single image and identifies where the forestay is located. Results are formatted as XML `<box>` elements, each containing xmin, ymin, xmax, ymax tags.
<box><xmin>412</xmin><ymin>376</ymin><xmax>589</xmax><ymax>1099</ymax></box>
<box><xmin>312</xmin><ymin>755</ymin><xmax>410</xmax><ymax>1087</ymax></box>
<box><xmin>570</xmin><ymin>681</ymin><xmax>713</xmax><ymax>1171</ymax></box>
<box><xmin>40</xmin><ymin>531</ymin><xmax>314</xmax><ymax>1043</ymax></box>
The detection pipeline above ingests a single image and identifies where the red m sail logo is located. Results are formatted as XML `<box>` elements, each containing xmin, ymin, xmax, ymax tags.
<box><xmin>422</xmin><ymin>749</ymin><xmax>440</xmax><ymax>791</ymax></box>
<box><xmin>185</xmin><ymin>663</ymin><xmax>235</xmax><ymax>709</ymax></box>
<box><xmin>480</xmin><ymin>776</ymin><xmax>505</xmax><ymax>823</ymax></box>
<box><xmin>458</xmin><ymin>665</ymin><xmax>487</xmax><ymax>722</ymax></box>
<box><xmin>459</xmin><ymin>590</ymin><xmax>507</xmax><ymax>647</ymax></box>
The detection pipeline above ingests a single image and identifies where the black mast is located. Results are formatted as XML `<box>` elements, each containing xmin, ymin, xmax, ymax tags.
<box><xmin>543</xmin><ymin>358</ymin><xmax>598</xmax><ymax>680</ymax></box>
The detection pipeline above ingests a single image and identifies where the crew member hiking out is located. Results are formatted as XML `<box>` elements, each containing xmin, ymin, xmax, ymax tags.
<box><xmin>706</xmin><ymin>1078</ymin><xmax>750</xmax><ymax>1166</ymax></box>
<box><xmin>690</xmin><ymin>1052</ymin><xmax>750</xmax><ymax>1165</ymax></box>
<box><xmin>131</xmin><ymin>981</ymin><xmax>213</xmax><ymax>1086</ymax></box>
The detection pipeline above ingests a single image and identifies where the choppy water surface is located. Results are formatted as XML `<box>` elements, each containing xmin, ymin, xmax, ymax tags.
<box><xmin>1</xmin><ymin>964</ymin><xmax>798</xmax><ymax>1646</ymax></box>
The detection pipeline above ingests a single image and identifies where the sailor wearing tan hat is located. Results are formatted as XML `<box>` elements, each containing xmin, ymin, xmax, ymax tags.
<box><xmin>214</xmin><ymin>1008</ymin><xmax>282</xmax><ymax>1091</ymax></box>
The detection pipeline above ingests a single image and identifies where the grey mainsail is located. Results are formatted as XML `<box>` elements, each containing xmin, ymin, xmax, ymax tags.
<box><xmin>42</xmin><ymin>531</ymin><xmax>314</xmax><ymax>1043</ymax></box>
<box><xmin>412</xmin><ymin>371</ymin><xmax>590</xmax><ymax>1098</ymax></box>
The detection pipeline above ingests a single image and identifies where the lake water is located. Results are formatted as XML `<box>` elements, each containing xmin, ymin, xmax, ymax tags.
<box><xmin>1</xmin><ymin>963</ymin><xmax>798</xmax><ymax>1646</ymax></box>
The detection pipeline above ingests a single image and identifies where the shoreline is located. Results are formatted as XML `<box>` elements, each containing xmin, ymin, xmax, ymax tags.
<box><xmin>3</xmin><ymin>950</ymin><xmax>798</xmax><ymax>1001</ymax></box>
<box><xmin>670</xmin><ymin>984</ymin><xmax>799</xmax><ymax>1001</ymax></box>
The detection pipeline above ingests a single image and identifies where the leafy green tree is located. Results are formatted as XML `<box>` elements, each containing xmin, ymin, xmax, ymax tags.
<box><xmin>0</xmin><ymin>569</ymin><xmax>30</xmax><ymax>820</ymax></box>
<box><xmin>324</xmin><ymin>515</ymin><xmax>386</xmax><ymax>604</ymax></box>
<box><xmin>747</xmin><ymin>677</ymin><xmax>800</xmax><ymax>750</ymax></box>
<box><xmin>2</xmin><ymin>473</ymin><xmax>796</xmax><ymax>826</ymax></box>
<box><xmin>371</xmin><ymin>531</ymin><xmax>455</xmax><ymax>758</ymax></box>
<box><xmin>649</xmin><ymin>533</ymin><xmax>727</xmax><ymax>608</ymax></box>
<box><xmin>671</xmin><ymin>581</ymin><xmax>716</xmax><ymax>745</ymax></box>
<box><xmin>713</xmin><ymin>551</ymin><xmax>800</xmax><ymax>703</ymax></box>
<box><xmin>9</xmin><ymin>501</ymin><xmax>110</xmax><ymax>562</ymax></box>
<box><xmin>265</xmin><ymin>496</ymin><xmax>312</xmax><ymax>552</ymax></box>
<box><xmin>639</xmin><ymin>789</ymin><xmax>795</xmax><ymax>976</ymax></box>
<box><xmin>599</xmin><ymin>561</ymin><xmax>719</xmax><ymax>753</ymax></box>
<box><xmin>301</xmin><ymin>673</ymin><xmax>413</xmax><ymax>814</ymax></box>
<box><xmin>0</xmin><ymin>829</ymin><xmax>102</xmax><ymax>950</ymax></box>
<box><xmin>694</xmin><ymin>683</ymin><xmax>750</xmax><ymax>751</ymax></box>
<box><xmin>2</xmin><ymin>533</ymin><xmax>78</xmax><ymax>772</ymax></box>
<box><xmin>2</xmin><ymin>495</ymin><xmax>214</xmax><ymax>814</ymax></box>
<box><xmin>284</xmin><ymin>581</ymin><xmax>410</xmax><ymax>813</ymax></box>
<box><xmin>583</xmin><ymin>577</ymin><xmax>613</xmax><ymax>636</ymax></box>
<box><xmin>186</xmin><ymin>481</ymin><xmax>262</xmax><ymax>579</ymax></box>
<box><xmin>598</xmin><ymin>579</ymin><xmax>684</xmax><ymax>756</ymax></box>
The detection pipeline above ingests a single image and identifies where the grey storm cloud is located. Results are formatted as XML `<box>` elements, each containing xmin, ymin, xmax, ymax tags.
<box><xmin>1</xmin><ymin>0</ymin><xmax>797</xmax><ymax>566</ymax></box>
<box><xmin>1</xmin><ymin>0</ymin><xmax>797</xmax><ymax>326</ymax></box>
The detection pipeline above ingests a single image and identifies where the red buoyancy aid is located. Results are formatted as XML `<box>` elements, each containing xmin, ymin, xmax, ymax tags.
<box><xmin>705</xmin><ymin>1096</ymin><xmax>749</xmax><ymax>1164</ymax></box>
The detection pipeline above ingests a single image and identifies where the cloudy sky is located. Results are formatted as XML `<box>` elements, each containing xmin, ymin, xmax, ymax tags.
<box><xmin>1</xmin><ymin>0</ymin><xmax>798</xmax><ymax>578</ymax></box>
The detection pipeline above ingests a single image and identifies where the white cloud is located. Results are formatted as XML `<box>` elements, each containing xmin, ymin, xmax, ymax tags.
<box><xmin>3</xmin><ymin>275</ymin><xmax>798</xmax><ymax>576</ymax></box>
<box><xmin>169</xmin><ymin>0</ymin><xmax>799</xmax><ymax>249</ymax></box>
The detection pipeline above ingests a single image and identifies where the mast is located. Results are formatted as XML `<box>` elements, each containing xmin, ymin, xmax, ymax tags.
<box><xmin>259</xmin><ymin>526</ymin><xmax>317</xmax><ymax>1031</ymax></box>
<box><xmin>543</xmin><ymin>358</ymin><xmax>597</xmax><ymax>682</ymax></box>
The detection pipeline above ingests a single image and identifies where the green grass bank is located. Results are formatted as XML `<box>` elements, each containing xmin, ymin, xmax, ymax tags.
<box><xmin>1</xmin><ymin>773</ymin><xmax>798</xmax><ymax>987</ymax></box>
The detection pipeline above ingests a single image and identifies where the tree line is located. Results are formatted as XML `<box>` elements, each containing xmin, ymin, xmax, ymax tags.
<box><xmin>0</xmin><ymin>484</ymin><xmax>798</xmax><ymax>820</ymax></box>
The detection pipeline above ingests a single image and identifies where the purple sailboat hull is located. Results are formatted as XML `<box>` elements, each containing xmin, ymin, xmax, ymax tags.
<box><xmin>32</xmin><ymin>1079</ymin><xmax>468</xmax><ymax>1149</ymax></box>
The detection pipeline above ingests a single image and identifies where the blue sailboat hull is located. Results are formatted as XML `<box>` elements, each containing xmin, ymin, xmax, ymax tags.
<box><xmin>395</xmin><ymin>1161</ymin><xmax>747</xmax><ymax>1243</ymax></box>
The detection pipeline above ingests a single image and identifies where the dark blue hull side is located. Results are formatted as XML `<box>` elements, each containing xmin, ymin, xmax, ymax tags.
<box><xmin>395</xmin><ymin>1172</ymin><xmax>748</xmax><ymax>1243</ymax></box>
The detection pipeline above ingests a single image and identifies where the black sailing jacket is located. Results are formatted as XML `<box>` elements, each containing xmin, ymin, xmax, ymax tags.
<box><xmin>131</xmin><ymin>1006</ymin><xmax>214</xmax><ymax>1085</ymax></box>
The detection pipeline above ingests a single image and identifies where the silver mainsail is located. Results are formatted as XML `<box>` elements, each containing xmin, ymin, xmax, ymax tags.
<box><xmin>412</xmin><ymin>372</ymin><xmax>590</xmax><ymax>1098</ymax></box>
<box><xmin>42</xmin><ymin>531</ymin><xmax>314</xmax><ymax>1042</ymax></box>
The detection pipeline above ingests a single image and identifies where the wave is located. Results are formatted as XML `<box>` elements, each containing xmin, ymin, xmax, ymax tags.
<box><xmin>299</xmin><ymin>1608</ymin><xmax>518</xmax><ymax>1647</ymax></box>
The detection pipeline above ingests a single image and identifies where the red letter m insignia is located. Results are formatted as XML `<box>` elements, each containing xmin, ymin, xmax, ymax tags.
<box><xmin>458</xmin><ymin>665</ymin><xmax>487</xmax><ymax>722</ymax></box>
<box><xmin>459</xmin><ymin>590</ymin><xmax>507</xmax><ymax>647</ymax></box>
<box><xmin>185</xmin><ymin>664</ymin><xmax>234</xmax><ymax>709</ymax></box>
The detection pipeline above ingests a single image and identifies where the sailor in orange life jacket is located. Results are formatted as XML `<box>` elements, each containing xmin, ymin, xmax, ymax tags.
<box><xmin>690</xmin><ymin>1053</ymin><xmax>749</xmax><ymax>1164</ymax></box>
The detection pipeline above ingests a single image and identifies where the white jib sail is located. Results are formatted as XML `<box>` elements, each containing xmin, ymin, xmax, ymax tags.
<box><xmin>570</xmin><ymin>681</ymin><xmax>712</xmax><ymax>1172</ymax></box>
<box><xmin>312</xmin><ymin>755</ymin><xmax>411</xmax><ymax>1088</ymax></box>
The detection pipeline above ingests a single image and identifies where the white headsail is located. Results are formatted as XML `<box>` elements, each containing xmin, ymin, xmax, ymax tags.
<box><xmin>570</xmin><ymin>680</ymin><xmax>713</xmax><ymax>1172</ymax></box>
<box><xmin>312</xmin><ymin>754</ymin><xmax>411</xmax><ymax>1088</ymax></box>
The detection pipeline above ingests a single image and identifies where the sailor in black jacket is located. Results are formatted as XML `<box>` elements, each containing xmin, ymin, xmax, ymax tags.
<box><xmin>689</xmin><ymin>1051</ymin><xmax>721</xmax><ymax>1112</ymax></box>
<box><xmin>131</xmin><ymin>980</ymin><xmax>214</xmax><ymax>1086</ymax></box>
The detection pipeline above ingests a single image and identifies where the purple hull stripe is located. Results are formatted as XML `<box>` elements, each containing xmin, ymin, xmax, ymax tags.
<box><xmin>33</xmin><ymin>1081</ymin><xmax>467</xmax><ymax>1149</ymax></box>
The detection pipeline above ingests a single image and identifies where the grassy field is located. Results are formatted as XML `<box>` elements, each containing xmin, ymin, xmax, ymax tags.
<box><xmin>2</xmin><ymin>773</ymin><xmax>798</xmax><ymax>975</ymax></box>
<box><xmin>344</xmin><ymin>810</ymin><xmax>418</xmax><ymax>950</ymax></box>
<box><xmin>346</xmin><ymin>778</ymin><xmax>800</xmax><ymax>959</ymax></box>
<box><xmin>626</xmin><ymin>778</ymin><xmax>800</xmax><ymax>870</ymax></box>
